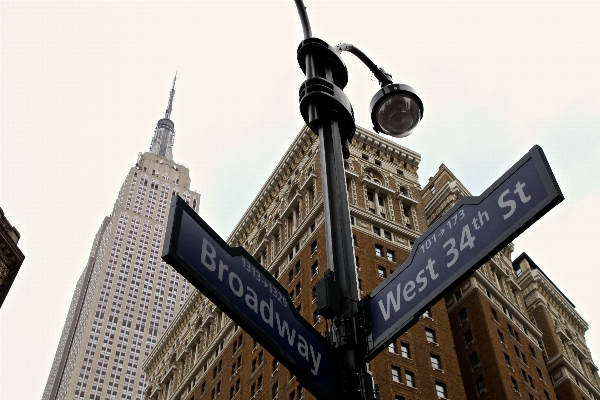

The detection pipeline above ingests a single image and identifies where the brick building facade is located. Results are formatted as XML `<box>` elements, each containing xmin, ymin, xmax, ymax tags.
<box><xmin>142</xmin><ymin>126</ymin><xmax>466</xmax><ymax>400</ymax></box>
<box><xmin>142</xmin><ymin>127</ymin><xmax>599</xmax><ymax>400</ymax></box>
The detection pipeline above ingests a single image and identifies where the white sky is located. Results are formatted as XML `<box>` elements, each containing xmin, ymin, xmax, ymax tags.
<box><xmin>1</xmin><ymin>1</ymin><xmax>599</xmax><ymax>398</ymax></box>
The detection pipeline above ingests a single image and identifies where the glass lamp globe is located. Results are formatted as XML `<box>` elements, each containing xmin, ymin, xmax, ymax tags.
<box><xmin>370</xmin><ymin>84</ymin><xmax>423</xmax><ymax>138</ymax></box>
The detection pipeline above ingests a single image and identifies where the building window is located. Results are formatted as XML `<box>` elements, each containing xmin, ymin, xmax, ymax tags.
<box><xmin>311</xmin><ymin>240</ymin><xmax>317</xmax><ymax>253</ymax></box>
<box><xmin>362</xmin><ymin>154</ymin><xmax>369</xmax><ymax>161</ymax></box>
<box><xmin>470</xmin><ymin>352</ymin><xmax>480</xmax><ymax>369</ymax></box>
<box><xmin>387</xmin><ymin>249</ymin><xmax>395</xmax><ymax>262</ymax></box>
<box><xmin>426</xmin><ymin>328</ymin><xmax>437</xmax><ymax>344</ymax></box>
<box><xmin>529</xmin><ymin>345</ymin><xmax>537</xmax><ymax>359</ymax></box>
<box><xmin>430</xmin><ymin>354</ymin><xmax>442</xmax><ymax>370</ymax></box>
<box><xmin>536</xmin><ymin>367</ymin><xmax>543</xmax><ymax>380</ymax></box>
<box><xmin>375</xmin><ymin>159</ymin><xmax>382</xmax><ymax>166</ymax></box>
<box><xmin>312</xmin><ymin>286</ymin><xmax>317</xmax><ymax>301</ymax></box>
<box><xmin>311</xmin><ymin>262</ymin><xmax>318</xmax><ymax>276</ymax></box>
<box><xmin>454</xmin><ymin>289</ymin><xmax>462</xmax><ymax>301</ymax></box>
<box><xmin>391</xmin><ymin>366</ymin><xmax>401</xmax><ymax>383</ymax></box>
<box><xmin>298</xmin><ymin>386</ymin><xmax>304</xmax><ymax>398</ymax></box>
<box><xmin>272</xmin><ymin>382</ymin><xmax>279</xmax><ymax>398</ymax></box>
<box><xmin>384</xmin><ymin>230</ymin><xmax>392</xmax><ymax>240</ymax></box>
<box><xmin>464</xmin><ymin>329</ymin><xmax>473</xmax><ymax>345</ymax></box>
<box><xmin>313</xmin><ymin>309</ymin><xmax>320</xmax><ymax>324</ymax></box>
<box><xmin>435</xmin><ymin>382</ymin><xmax>447</xmax><ymax>399</ymax></box>
<box><xmin>375</xmin><ymin>244</ymin><xmax>383</xmax><ymax>257</ymax></box>
<box><xmin>458</xmin><ymin>308</ymin><xmax>468</xmax><ymax>323</ymax></box>
<box><xmin>289</xmin><ymin>392</ymin><xmax>296</xmax><ymax>400</ymax></box>
<box><xmin>497</xmin><ymin>330</ymin><xmax>505</xmax><ymax>344</ymax></box>
<box><xmin>373</xmin><ymin>226</ymin><xmax>381</xmax><ymax>236</ymax></box>
<box><xmin>395</xmin><ymin>396</ymin><xmax>405</xmax><ymax>400</ymax></box>
<box><xmin>352</xmin><ymin>234</ymin><xmax>357</xmax><ymax>247</ymax></box>
<box><xmin>504</xmin><ymin>352</ymin><xmax>512</xmax><ymax>367</ymax></box>
<box><xmin>476</xmin><ymin>377</ymin><xmax>486</xmax><ymax>395</ymax></box>
<box><xmin>273</xmin><ymin>359</ymin><xmax>279</xmax><ymax>372</ymax></box>
<box><xmin>405</xmin><ymin>371</ymin><xmax>415</xmax><ymax>388</ymax></box>
<box><xmin>491</xmin><ymin>308</ymin><xmax>498</xmax><ymax>321</ymax></box>
<box><xmin>511</xmin><ymin>377</ymin><xmax>519</xmax><ymax>393</ymax></box>
<box><xmin>367</xmin><ymin>191</ymin><xmax>374</xmax><ymax>202</ymax></box>
<box><xmin>388</xmin><ymin>341</ymin><xmax>398</xmax><ymax>354</ymax></box>
<box><xmin>401</xmin><ymin>343</ymin><xmax>411</xmax><ymax>358</ymax></box>
<box><xmin>514</xmin><ymin>264</ymin><xmax>522</xmax><ymax>277</ymax></box>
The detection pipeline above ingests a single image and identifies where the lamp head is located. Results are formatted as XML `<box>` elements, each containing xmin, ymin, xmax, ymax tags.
<box><xmin>370</xmin><ymin>83</ymin><xmax>423</xmax><ymax>138</ymax></box>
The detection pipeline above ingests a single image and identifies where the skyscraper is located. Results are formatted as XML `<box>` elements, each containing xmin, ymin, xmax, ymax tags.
<box><xmin>43</xmin><ymin>76</ymin><xmax>200</xmax><ymax>400</ymax></box>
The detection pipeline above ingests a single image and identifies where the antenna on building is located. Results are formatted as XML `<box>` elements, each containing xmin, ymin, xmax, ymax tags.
<box><xmin>165</xmin><ymin>72</ymin><xmax>177</xmax><ymax>119</ymax></box>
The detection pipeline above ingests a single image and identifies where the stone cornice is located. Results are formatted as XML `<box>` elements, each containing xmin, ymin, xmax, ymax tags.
<box><xmin>546</xmin><ymin>353</ymin><xmax>600</xmax><ymax>398</ymax></box>
<box><xmin>360</xmin><ymin>176</ymin><xmax>396</xmax><ymax>195</ymax></box>
<box><xmin>350</xmin><ymin>205</ymin><xmax>421</xmax><ymax>242</ymax></box>
<box><xmin>519</xmin><ymin>269</ymin><xmax>588</xmax><ymax>332</ymax></box>
<box><xmin>351</xmin><ymin>126</ymin><xmax>421</xmax><ymax>167</ymax></box>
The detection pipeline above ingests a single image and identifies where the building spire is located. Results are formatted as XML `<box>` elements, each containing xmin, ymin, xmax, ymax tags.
<box><xmin>165</xmin><ymin>72</ymin><xmax>177</xmax><ymax>119</ymax></box>
<box><xmin>149</xmin><ymin>74</ymin><xmax>177</xmax><ymax>161</ymax></box>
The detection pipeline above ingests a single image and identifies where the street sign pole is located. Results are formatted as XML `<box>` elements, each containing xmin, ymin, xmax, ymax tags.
<box><xmin>162</xmin><ymin>197</ymin><xmax>340</xmax><ymax>399</ymax></box>
<box><xmin>361</xmin><ymin>145</ymin><xmax>563</xmax><ymax>360</ymax></box>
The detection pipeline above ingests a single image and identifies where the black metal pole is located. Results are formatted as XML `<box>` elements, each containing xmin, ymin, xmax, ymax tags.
<box><xmin>316</xmin><ymin>116</ymin><xmax>369</xmax><ymax>399</ymax></box>
<box><xmin>293</xmin><ymin>2</ymin><xmax>376</xmax><ymax>399</ymax></box>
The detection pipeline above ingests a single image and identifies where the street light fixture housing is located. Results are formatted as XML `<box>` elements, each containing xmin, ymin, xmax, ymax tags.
<box><xmin>370</xmin><ymin>83</ymin><xmax>424</xmax><ymax>138</ymax></box>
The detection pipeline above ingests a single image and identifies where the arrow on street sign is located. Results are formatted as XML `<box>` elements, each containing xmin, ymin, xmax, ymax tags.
<box><xmin>361</xmin><ymin>145</ymin><xmax>563</xmax><ymax>361</ymax></box>
<box><xmin>162</xmin><ymin>197</ymin><xmax>339</xmax><ymax>399</ymax></box>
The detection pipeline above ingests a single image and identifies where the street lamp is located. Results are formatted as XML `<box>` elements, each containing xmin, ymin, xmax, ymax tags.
<box><xmin>370</xmin><ymin>83</ymin><xmax>423</xmax><ymax>138</ymax></box>
<box><xmin>292</xmin><ymin>1</ymin><xmax>423</xmax><ymax>400</ymax></box>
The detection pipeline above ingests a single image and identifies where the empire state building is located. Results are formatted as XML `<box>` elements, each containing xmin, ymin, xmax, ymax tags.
<box><xmin>43</xmin><ymin>76</ymin><xmax>200</xmax><ymax>400</ymax></box>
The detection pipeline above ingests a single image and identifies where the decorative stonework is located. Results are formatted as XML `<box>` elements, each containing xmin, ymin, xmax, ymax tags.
<box><xmin>350</xmin><ymin>179</ymin><xmax>358</xmax><ymax>205</ymax></box>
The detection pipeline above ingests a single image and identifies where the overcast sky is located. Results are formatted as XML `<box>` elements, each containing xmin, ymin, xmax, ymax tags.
<box><xmin>1</xmin><ymin>1</ymin><xmax>599</xmax><ymax>398</ymax></box>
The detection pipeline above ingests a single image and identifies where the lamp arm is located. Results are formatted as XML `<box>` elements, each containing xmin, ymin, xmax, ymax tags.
<box><xmin>293</xmin><ymin>0</ymin><xmax>312</xmax><ymax>39</ymax></box>
<box><xmin>335</xmin><ymin>43</ymin><xmax>393</xmax><ymax>87</ymax></box>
